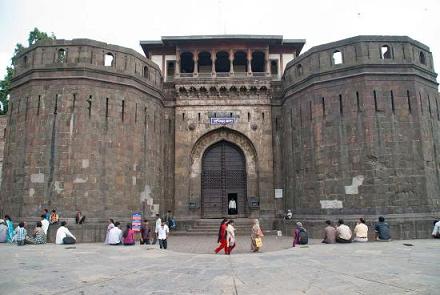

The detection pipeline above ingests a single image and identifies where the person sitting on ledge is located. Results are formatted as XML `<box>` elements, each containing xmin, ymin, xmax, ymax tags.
<box><xmin>26</xmin><ymin>221</ymin><xmax>47</xmax><ymax>245</ymax></box>
<box><xmin>432</xmin><ymin>220</ymin><xmax>440</xmax><ymax>238</ymax></box>
<box><xmin>353</xmin><ymin>218</ymin><xmax>368</xmax><ymax>242</ymax></box>
<box><xmin>336</xmin><ymin>219</ymin><xmax>352</xmax><ymax>243</ymax></box>
<box><xmin>122</xmin><ymin>223</ymin><xmax>135</xmax><ymax>246</ymax></box>
<box><xmin>55</xmin><ymin>221</ymin><xmax>76</xmax><ymax>245</ymax></box>
<box><xmin>14</xmin><ymin>222</ymin><xmax>27</xmax><ymax>246</ymax></box>
<box><xmin>108</xmin><ymin>222</ymin><xmax>123</xmax><ymax>245</ymax></box>
<box><xmin>50</xmin><ymin>209</ymin><xmax>59</xmax><ymax>225</ymax></box>
<box><xmin>322</xmin><ymin>220</ymin><xmax>336</xmax><ymax>244</ymax></box>
<box><xmin>374</xmin><ymin>216</ymin><xmax>391</xmax><ymax>241</ymax></box>
<box><xmin>40</xmin><ymin>215</ymin><xmax>49</xmax><ymax>236</ymax></box>
<box><xmin>0</xmin><ymin>219</ymin><xmax>8</xmax><ymax>243</ymax></box>
<box><xmin>75</xmin><ymin>211</ymin><xmax>86</xmax><ymax>224</ymax></box>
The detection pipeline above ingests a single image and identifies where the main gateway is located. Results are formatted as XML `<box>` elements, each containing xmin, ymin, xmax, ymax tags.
<box><xmin>1</xmin><ymin>35</ymin><xmax>439</xmax><ymax>239</ymax></box>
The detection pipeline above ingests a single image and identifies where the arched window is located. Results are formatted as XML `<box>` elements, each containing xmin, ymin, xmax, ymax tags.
<box><xmin>180</xmin><ymin>52</ymin><xmax>194</xmax><ymax>73</ymax></box>
<box><xmin>332</xmin><ymin>50</ymin><xmax>343</xmax><ymax>65</ymax></box>
<box><xmin>419</xmin><ymin>51</ymin><xmax>426</xmax><ymax>65</ymax></box>
<box><xmin>381</xmin><ymin>45</ymin><xmax>391</xmax><ymax>59</ymax></box>
<box><xmin>233</xmin><ymin>51</ymin><xmax>247</xmax><ymax>73</ymax></box>
<box><xmin>23</xmin><ymin>55</ymin><xmax>28</xmax><ymax>65</ymax></box>
<box><xmin>296</xmin><ymin>64</ymin><xmax>303</xmax><ymax>76</ymax></box>
<box><xmin>198</xmin><ymin>51</ymin><xmax>212</xmax><ymax>74</ymax></box>
<box><xmin>104</xmin><ymin>53</ymin><xmax>114</xmax><ymax>67</ymax></box>
<box><xmin>143</xmin><ymin>66</ymin><xmax>149</xmax><ymax>78</ymax></box>
<box><xmin>215</xmin><ymin>51</ymin><xmax>230</xmax><ymax>73</ymax></box>
<box><xmin>251</xmin><ymin>51</ymin><xmax>265</xmax><ymax>72</ymax></box>
<box><xmin>57</xmin><ymin>49</ymin><xmax>66</xmax><ymax>63</ymax></box>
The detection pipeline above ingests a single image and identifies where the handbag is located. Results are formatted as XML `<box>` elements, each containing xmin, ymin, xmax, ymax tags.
<box><xmin>255</xmin><ymin>237</ymin><xmax>263</xmax><ymax>248</ymax></box>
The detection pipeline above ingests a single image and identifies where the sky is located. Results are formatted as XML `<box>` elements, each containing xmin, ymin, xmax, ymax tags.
<box><xmin>0</xmin><ymin>0</ymin><xmax>439</xmax><ymax>81</ymax></box>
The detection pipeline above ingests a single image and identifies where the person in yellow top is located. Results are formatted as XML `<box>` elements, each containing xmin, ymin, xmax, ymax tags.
<box><xmin>50</xmin><ymin>209</ymin><xmax>59</xmax><ymax>224</ymax></box>
<box><xmin>353</xmin><ymin>218</ymin><xmax>368</xmax><ymax>242</ymax></box>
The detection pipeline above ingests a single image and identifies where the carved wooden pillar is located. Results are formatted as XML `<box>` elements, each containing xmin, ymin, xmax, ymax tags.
<box><xmin>247</xmin><ymin>48</ymin><xmax>252</xmax><ymax>76</ymax></box>
<box><xmin>265</xmin><ymin>47</ymin><xmax>271</xmax><ymax>76</ymax></box>
<box><xmin>175</xmin><ymin>48</ymin><xmax>181</xmax><ymax>77</ymax></box>
<box><xmin>229</xmin><ymin>49</ymin><xmax>234</xmax><ymax>75</ymax></box>
<box><xmin>211</xmin><ymin>49</ymin><xmax>216</xmax><ymax>77</ymax></box>
<box><xmin>193</xmin><ymin>50</ymin><xmax>198</xmax><ymax>77</ymax></box>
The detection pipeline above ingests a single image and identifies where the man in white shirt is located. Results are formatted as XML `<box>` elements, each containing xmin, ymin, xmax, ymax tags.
<box><xmin>153</xmin><ymin>214</ymin><xmax>161</xmax><ymax>245</ymax></box>
<box><xmin>55</xmin><ymin>221</ymin><xmax>76</xmax><ymax>244</ymax></box>
<box><xmin>228</xmin><ymin>199</ymin><xmax>237</xmax><ymax>215</ymax></box>
<box><xmin>107</xmin><ymin>222</ymin><xmax>123</xmax><ymax>245</ymax></box>
<box><xmin>155</xmin><ymin>221</ymin><xmax>169</xmax><ymax>249</ymax></box>
<box><xmin>40</xmin><ymin>215</ymin><xmax>49</xmax><ymax>235</ymax></box>
<box><xmin>336</xmin><ymin>219</ymin><xmax>352</xmax><ymax>243</ymax></box>
<box><xmin>432</xmin><ymin>220</ymin><xmax>440</xmax><ymax>238</ymax></box>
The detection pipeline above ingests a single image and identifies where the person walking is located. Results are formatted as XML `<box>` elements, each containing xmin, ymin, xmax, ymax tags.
<box><xmin>215</xmin><ymin>218</ymin><xmax>228</xmax><ymax>254</ymax></box>
<box><xmin>153</xmin><ymin>214</ymin><xmax>161</xmax><ymax>245</ymax></box>
<box><xmin>4</xmin><ymin>215</ymin><xmax>15</xmax><ymax>243</ymax></box>
<box><xmin>226</xmin><ymin>220</ymin><xmax>236</xmax><ymax>254</ymax></box>
<box><xmin>251</xmin><ymin>219</ymin><xmax>264</xmax><ymax>252</ymax></box>
<box><xmin>156</xmin><ymin>220</ymin><xmax>169</xmax><ymax>249</ymax></box>
<box><xmin>104</xmin><ymin>219</ymin><xmax>115</xmax><ymax>244</ymax></box>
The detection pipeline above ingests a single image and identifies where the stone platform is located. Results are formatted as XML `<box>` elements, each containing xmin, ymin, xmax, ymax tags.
<box><xmin>1</xmin><ymin>237</ymin><xmax>439</xmax><ymax>294</ymax></box>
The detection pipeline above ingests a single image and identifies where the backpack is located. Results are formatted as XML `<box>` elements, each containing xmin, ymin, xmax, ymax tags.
<box><xmin>298</xmin><ymin>228</ymin><xmax>308</xmax><ymax>245</ymax></box>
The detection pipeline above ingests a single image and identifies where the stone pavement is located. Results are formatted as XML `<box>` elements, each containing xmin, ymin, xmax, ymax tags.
<box><xmin>0</xmin><ymin>237</ymin><xmax>439</xmax><ymax>295</ymax></box>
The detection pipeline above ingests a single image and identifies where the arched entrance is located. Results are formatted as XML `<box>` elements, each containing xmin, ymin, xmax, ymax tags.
<box><xmin>201</xmin><ymin>141</ymin><xmax>247</xmax><ymax>218</ymax></box>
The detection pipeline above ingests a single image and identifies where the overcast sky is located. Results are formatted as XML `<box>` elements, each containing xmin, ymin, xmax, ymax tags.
<box><xmin>1</xmin><ymin>0</ymin><xmax>439</xmax><ymax>81</ymax></box>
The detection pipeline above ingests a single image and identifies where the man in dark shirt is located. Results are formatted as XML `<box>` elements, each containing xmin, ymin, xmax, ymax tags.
<box><xmin>322</xmin><ymin>220</ymin><xmax>336</xmax><ymax>244</ymax></box>
<box><xmin>375</xmin><ymin>216</ymin><xmax>391</xmax><ymax>241</ymax></box>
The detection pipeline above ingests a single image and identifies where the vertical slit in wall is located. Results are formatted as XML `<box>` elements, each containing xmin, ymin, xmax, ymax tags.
<box><xmin>419</xmin><ymin>92</ymin><xmax>423</xmax><ymax>114</ymax></box>
<box><xmin>88</xmin><ymin>95</ymin><xmax>92</xmax><ymax>117</ymax></box>
<box><xmin>435</xmin><ymin>96</ymin><xmax>440</xmax><ymax>120</ymax></box>
<box><xmin>339</xmin><ymin>94</ymin><xmax>343</xmax><ymax>116</ymax></box>
<box><xmin>407</xmin><ymin>90</ymin><xmax>412</xmax><ymax>114</ymax></box>
<box><xmin>262</xmin><ymin>112</ymin><xmax>265</xmax><ymax>121</ymax></box>
<box><xmin>247</xmin><ymin>112</ymin><xmax>250</xmax><ymax>122</ymax></box>
<box><xmin>17</xmin><ymin>98</ymin><xmax>20</xmax><ymax>114</ymax></box>
<box><xmin>72</xmin><ymin>94</ymin><xmax>76</xmax><ymax>112</ymax></box>
<box><xmin>374</xmin><ymin>90</ymin><xmax>378</xmax><ymax>112</ymax></box>
<box><xmin>321</xmin><ymin>97</ymin><xmax>325</xmax><ymax>117</ymax></box>
<box><xmin>390</xmin><ymin>90</ymin><xmax>395</xmax><ymax>113</ymax></box>
<box><xmin>299</xmin><ymin>105</ymin><xmax>303</xmax><ymax>128</ymax></box>
<box><xmin>168</xmin><ymin>118</ymin><xmax>171</xmax><ymax>133</ymax></box>
<box><xmin>428</xmin><ymin>95</ymin><xmax>432</xmax><ymax>117</ymax></box>
<box><xmin>135</xmin><ymin>103</ymin><xmax>138</xmax><ymax>123</ymax></box>
<box><xmin>356</xmin><ymin>92</ymin><xmax>361</xmax><ymax>112</ymax></box>
<box><xmin>121</xmin><ymin>99</ymin><xmax>125</xmax><ymax>122</ymax></box>
<box><xmin>144</xmin><ymin>107</ymin><xmax>147</xmax><ymax>126</ymax></box>
<box><xmin>275</xmin><ymin>117</ymin><xmax>278</xmax><ymax>130</ymax></box>
<box><xmin>54</xmin><ymin>94</ymin><xmax>58</xmax><ymax>114</ymax></box>
<box><xmin>309</xmin><ymin>101</ymin><xmax>312</xmax><ymax>121</ymax></box>
<box><xmin>25</xmin><ymin>97</ymin><xmax>29</xmax><ymax>122</ymax></box>
<box><xmin>402</xmin><ymin>47</ymin><xmax>406</xmax><ymax>59</ymax></box>
<box><xmin>37</xmin><ymin>95</ymin><xmax>41</xmax><ymax>116</ymax></box>
<box><xmin>290</xmin><ymin>108</ymin><xmax>293</xmax><ymax>129</ymax></box>
<box><xmin>105</xmin><ymin>97</ymin><xmax>109</xmax><ymax>119</ymax></box>
<box><xmin>198</xmin><ymin>113</ymin><xmax>201</xmax><ymax>121</ymax></box>
<box><xmin>182</xmin><ymin>113</ymin><xmax>185</xmax><ymax>120</ymax></box>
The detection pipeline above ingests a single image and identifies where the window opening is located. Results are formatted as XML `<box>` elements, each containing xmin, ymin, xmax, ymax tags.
<box><xmin>233</xmin><ymin>51</ymin><xmax>247</xmax><ymax>73</ymax></box>
<box><xmin>180</xmin><ymin>52</ymin><xmax>194</xmax><ymax>73</ymax></box>
<box><xmin>121</xmin><ymin>99</ymin><xmax>125</xmax><ymax>122</ymax></box>
<box><xmin>374</xmin><ymin>91</ymin><xmax>378</xmax><ymax>112</ymax></box>
<box><xmin>322</xmin><ymin>97</ymin><xmax>326</xmax><ymax>117</ymax></box>
<box><xmin>251</xmin><ymin>51</ymin><xmax>265</xmax><ymax>72</ymax></box>
<box><xmin>270</xmin><ymin>60</ymin><xmax>279</xmax><ymax>76</ymax></box>
<box><xmin>390</xmin><ymin>91</ymin><xmax>395</xmax><ymax>113</ymax></box>
<box><xmin>104</xmin><ymin>53</ymin><xmax>114</xmax><ymax>67</ymax></box>
<box><xmin>57</xmin><ymin>49</ymin><xmax>66</xmax><ymax>63</ymax></box>
<box><xmin>143</xmin><ymin>66</ymin><xmax>149</xmax><ymax>78</ymax></box>
<box><xmin>356</xmin><ymin>92</ymin><xmax>361</xmax><ymax>112</ymax></box>
<box><xmin>215</xmin><ymin>51</ymin><xmax>230</xmax><ymax>73</ymax></box>
<box><xmin>419</xmin><ymin>52</ymin><xmax>426</xmax><ymax>65</ymax></box>
<box><xmin>381</xmin><ymin>45</ymin><xmax>392</xmax><ymax>59</ymax></box>
<box><xmin>166</xmin><ymin>61</ymin><xmax>175</xmax><ymax>78</ymax></box>
<box><xmin>339</xmin><ymin>94</ymin><xmax>343</xmax><ymax>115</ymax></box>
<box><xmin>407</xmin><ymin>90</ymin><xmax>411</xmax><ymax>114</ymax></box>
<box><xmin>198</xmin><ymin>52</ymin><xmax>212</xmax><ymax>73</ymax></box>
<box><xmin>332</xmin><ymin>50</ymin><xmax>343</xmax><ymax>65</ymax></box>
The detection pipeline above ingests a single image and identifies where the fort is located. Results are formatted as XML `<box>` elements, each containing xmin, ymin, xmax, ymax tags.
<box><xmin>0</xmin><ymin>35</ymin><xmax>439</xmax><ymax>240</ymax></box>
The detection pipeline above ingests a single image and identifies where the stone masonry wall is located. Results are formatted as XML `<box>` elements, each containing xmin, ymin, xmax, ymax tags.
<box><xmin>0</xmin><ymin>39</ymin><xmax>165</xmax><ymax>220</ymax></box>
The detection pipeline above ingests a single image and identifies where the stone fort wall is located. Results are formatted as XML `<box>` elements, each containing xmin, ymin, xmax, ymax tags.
<box><xmin>0</xmin><ymin>39</ymin><xmax>166</xmax><ymax>220</ymax></box>
<box><xmin>279</xmin><ymin>36</ymin><xmax>440</xmax><ymax>234</ymax></box>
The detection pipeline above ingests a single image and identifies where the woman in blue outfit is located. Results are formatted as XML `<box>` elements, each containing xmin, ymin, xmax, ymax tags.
<box><xmin>4</xmin><ymin>215</ymin><xmax>15</xmax><ymax>243</ymax></box>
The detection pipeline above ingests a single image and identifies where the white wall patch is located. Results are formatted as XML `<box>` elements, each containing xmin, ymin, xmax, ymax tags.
<box><xmin>320</xmin><ymin>200</ymin><xmax>343</xmax><ymax>209</ymax></box>
<box><xmin>82</xmin><ymin>159</ymin><xmax>89</xmax><ymax>169</ymax></box>
<box><xmin>345</xmin><ymin>175</ymin><xmax>365</xmax><ymax>194</ymax></box>
<box><xmin>132</xmin><ymin>176</ymin><xmax>136</xmax><ymax>186</ymax></box>
<box><xmin>29</xmin><ymin>188</ymin><xmax>35</xmax><ymax>197</ymax></box>
<box><xmin>73</xmin><ymin>177</ymin><xmax>88</xmax><ymax>184</ymax></box>
<box><xmin>31</xmin><ymin>173</ymin><xmax>45</xmax><ymax>183</ymax></box>
<box><xmin>54</xmin><ymin>181</ymin><xmax>64</xmax><ymax>194</ymax></box>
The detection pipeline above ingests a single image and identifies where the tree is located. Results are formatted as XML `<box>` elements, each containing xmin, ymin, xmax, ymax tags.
<box><xmin>0</xmin><ymin>28</ymin><xmax>56</xmax><ymax>115</ymax></box>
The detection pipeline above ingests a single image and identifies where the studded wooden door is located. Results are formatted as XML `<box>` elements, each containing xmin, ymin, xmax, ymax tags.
<box><xmin>201</xmin><ymin>141</ymin><xmax>247</xmax><ymax>218</ymax></box>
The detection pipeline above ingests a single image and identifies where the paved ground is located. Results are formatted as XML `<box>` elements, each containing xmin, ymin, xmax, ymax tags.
<box><xmin>0</xmin><ymin>237</ymin><xmax>439</xmax><ymax>295</ymax></box>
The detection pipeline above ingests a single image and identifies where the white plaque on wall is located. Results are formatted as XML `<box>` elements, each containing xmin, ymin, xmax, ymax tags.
<box><xmin>274</xmin><ymin>189</ymin><xmax>283</xmax><ymax>199</ymax></box>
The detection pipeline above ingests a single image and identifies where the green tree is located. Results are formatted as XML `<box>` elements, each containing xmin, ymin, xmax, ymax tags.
<box><xmin>0</xmin><ymin>28</ymin><xmax>56</xmax><ymax>114</ymax></box>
